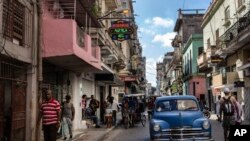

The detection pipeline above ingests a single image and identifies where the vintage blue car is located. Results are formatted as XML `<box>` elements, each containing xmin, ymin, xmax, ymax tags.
<box><xmin>149</xmin><ymin>95</ymin><xmax>213</xmax><ymax>141</ymax></box>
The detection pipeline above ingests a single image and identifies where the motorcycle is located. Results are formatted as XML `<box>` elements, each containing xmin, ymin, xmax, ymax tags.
<box><xmin>203</xmin><ymin>106</ymin><xmax>211</xmax><ymax>119</ymax></box>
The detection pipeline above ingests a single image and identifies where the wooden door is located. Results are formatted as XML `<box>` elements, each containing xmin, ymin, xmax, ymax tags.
<box><xmin>0</xmin><ymin>82</ymin><xmax>4</xmax><ymax>139</ymax></box>
<box><xmin>11</xmin><ymin>83</ymin><xmax>26</xmax><ymax>141</ymax></box>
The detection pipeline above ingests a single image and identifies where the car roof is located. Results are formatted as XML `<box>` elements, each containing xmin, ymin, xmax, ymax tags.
<box><xmin>155</xmin><ymin>95</ymin><xmax>197</xmax><ymax>101</ymax></box>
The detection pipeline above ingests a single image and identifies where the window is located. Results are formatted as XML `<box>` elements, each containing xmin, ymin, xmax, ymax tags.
<box><xmin>198</xmin><ymin>47</ymin><xmax>203</xmax><ymax>56</ymax></box>
<box><xmin>207</xmin><ymin>38</ymin><xmax>210</xmax><ymax>48</ymax></box>
<box><xmin>3</xmin><ymin>0</ymin><xmax>25</xmax><ymax>46</ymax></box>
<box><xmin>216</xmin><ymin>29</ymin><xmax>219</xmax><ymax>46</ymax></box>
<box><xmin>156</xmin><ymin>99</ymin><xmax>198</xmax><ymax>112</ymax></box>
<box><xmin>225</xmin><ymin>6</ymin><xmax>230</xmax><ymax>22</ymax></box>
<box><xmin>232</xmin><ymin>65</ymin><xmax>236</xmax><ymax>72</ymax></box>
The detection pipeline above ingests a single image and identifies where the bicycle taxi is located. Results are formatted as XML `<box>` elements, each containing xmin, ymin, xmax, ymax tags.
<box><xmin>121</xmin><ymin>93</ymin><xmax>147</xmax><ymax>128</ymax></box>
<box><xmin>147</xmin><ymin>95</ymin><xmax>161</xmax><ymax>120</ymax></box>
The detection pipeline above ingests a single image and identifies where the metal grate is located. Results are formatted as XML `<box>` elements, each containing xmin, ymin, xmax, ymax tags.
<box><xmin>3</xmin><ymin>0</ymin><xmax>25</xmax><ymax>46</ymax></box>
<box><xmin>0</xmin><ymin>61</ymin><xmax>27</xmax><ymax>82</ymax></box>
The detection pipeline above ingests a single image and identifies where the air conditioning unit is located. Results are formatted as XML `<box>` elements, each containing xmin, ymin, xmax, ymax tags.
<box><xmin>244</xmin><ymin>68</ymin><xmax>250</xmax><ymax>77</ymax></box>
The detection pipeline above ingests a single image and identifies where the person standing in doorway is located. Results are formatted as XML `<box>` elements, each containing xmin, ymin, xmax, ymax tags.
<box><xmin>216</xmin><ymin>95</ymin><xmax>221</xmax><ymax>121</ymax></box>
<box><xmin>90</xmin><ymin>95</ymin><xmax>99</xmax><ymax>114</ymax></box>
<box><xmin>81</xmin><ymin>94</ymin><xmax>87</xmax><ymax>120</ymax></box>
<box><xmin>61</xmin><ymin>95</ymin><xmax>75</xmax><ymax>140</ymax></box>
<box><xmin>38</xmin><ymin>89</ymin><xmax>61</xmax><ymax>141</ymax></box>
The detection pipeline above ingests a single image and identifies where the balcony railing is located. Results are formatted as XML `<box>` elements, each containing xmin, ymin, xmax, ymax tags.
<box><xmin>220</xmin><ymin>10</ymin><xmax>250</xmax><ymax>46</ymax></box>
<box><xmin>76</xmin><ymin>26</ymin><xmax>85</xmax><ymax>48</ymax></box>
<box><xmin>44</xmin><ymin>0</ymin><xmax>101</xmax><ymax>28</ymax></box>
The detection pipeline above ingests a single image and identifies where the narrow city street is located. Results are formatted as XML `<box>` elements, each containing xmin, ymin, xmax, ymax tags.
<box><xmin>1</xmin><ymin>0</ymin><xmax>250</xmax><ymax>140</ymax></box>
<box><xmin>101</xmin><ymin>119</ymin><xmax>150</xmax><ymax>141</ymax></box>
<box><xmin>99</xmin><ymin>114</ymin><xmax>224</xmax><ymax>141</ymax></box>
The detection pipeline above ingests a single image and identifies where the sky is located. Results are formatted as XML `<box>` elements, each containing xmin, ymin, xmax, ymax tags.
<box><xmin>133</xmin><ymin>0</ymin><xmax>212</xmax><ymax>87</ymax></box>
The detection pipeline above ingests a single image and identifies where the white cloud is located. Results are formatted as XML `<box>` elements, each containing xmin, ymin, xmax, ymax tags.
<box><xmin>146</xmin><ymin>58</ymin><xmax>157</xmax><ymax>87</ymax></box>
<box><xmin>139</xmin><ymin>27</ymin><xmax>156</xmax><ymax>36</ymax></box>
<box><xmin>144</xmin><ymin>17</ymin><xmax>174</xmax><ymax>28</ymax></box>
<box><xmin>141</xmin><ymin>43</ymin><xmax>148</xmax><ymax>49</ymax></box>
<box><xmin>152</xmin><ymin>32</ymin><xmax>176</xmax><ymax>47</ymax></box>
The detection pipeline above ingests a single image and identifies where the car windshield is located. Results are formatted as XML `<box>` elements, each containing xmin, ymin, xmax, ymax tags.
<box><xmin>156</xmin><ymin>99</ymin><xmax>198</xmax><ymax>112</ymax></box>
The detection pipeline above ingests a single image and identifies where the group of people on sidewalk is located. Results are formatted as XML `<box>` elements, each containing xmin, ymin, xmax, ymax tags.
<box><xmin>215</xmin><ymin>87</ymin><xmax>244</xmax><ymax>141</ymax></box>
<box><xmin>38</xmin><ymin>89</ymin><xmax>118</xmax><ymax>141</ymax></box>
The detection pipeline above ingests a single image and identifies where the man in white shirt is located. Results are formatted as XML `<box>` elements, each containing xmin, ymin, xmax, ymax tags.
<box><xmin>109</xmin><ymin>96</ymin><xmax>120</xmax><ymax>125</ymax></box>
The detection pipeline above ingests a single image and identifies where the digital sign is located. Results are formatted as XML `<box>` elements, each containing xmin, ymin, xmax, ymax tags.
<box><xmin>108</xmin><ymin>20</ymin><xmax>134</xmax><ymax>41</ymax></box>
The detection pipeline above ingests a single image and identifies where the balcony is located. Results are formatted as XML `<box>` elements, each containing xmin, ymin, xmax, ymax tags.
<box><xmin>206</xmin><ymin>45</ymin><xmax>216</xmax><ymax>58</ymax></box>
<box><xmin>89</xmin><ymin>28</ymin><xmax>106</xmax><ymax>47</ymax></box>
<box><xmin>212</xmin><ymin>72</ymin><xmax>238</xmax><ymax>87</ymax></box>
<box><xmin>105</xmin><ymin>0</ymin><xmax>118</xmax><ymax>10</ymax></box>
<box><xmin>226</xmin><ymin>72</ymin><xmax>238</xmax><ymax>84</ymax></box>
<box><xmin>197</xmin><ymin>53</ymin><xmax>208</xmax><ymax>70</ymax></box>
<box><xmin>212</xmin><ymin>73</ymin><xmax>223</xmax><ymax>86</ymax></box>
<box><xmin>103</xmin><ymin>54</ymin><xmax>118</xmax><ymax>64</ymax></box>
<box><xmin>101</xmin><ymin>46</ymin><xmax>113</xmax><ymax>56</ymax></box>
<box><xmin>219</xmin><ymin>10</ymin><xmax>250</xmax><ymax>55</ymax></box>
<box><xmin>42</xmin><ymin>19</ymin><xmax>101</xmax><ymax>72</ymax></box>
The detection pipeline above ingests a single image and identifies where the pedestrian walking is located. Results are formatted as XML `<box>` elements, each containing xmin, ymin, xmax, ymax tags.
<box><xmin>108</xmin><ymin>96</ymin><xmax>120</xmax><ymax>125</ymax></box>
<box><xmin>219</xmin><ymin>87</ymin><xmax>239</xmax><ymax>141</ymax></box>
<box><xmin>231</xmin><ymin>95</ymin><xmax>243</xmax><ymax>125</ymax></box>
<box><xmin>215</xmin><ymin>95</ymin><xmax>221</xmax><ymax>121</ymax></box>
<box><xmin>38</xmin><ymin>89</ymin><xmax>61</xmax><ymax>141</ymax></box>
<box><xmin>61</xmin><ymin>95</ymin><xmax>75</xmax><ymax>140</ymax></box>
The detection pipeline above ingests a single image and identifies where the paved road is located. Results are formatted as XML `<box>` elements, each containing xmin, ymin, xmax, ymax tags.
<box><xmin>100</xmin><ymin>114</ymin><xmax>224</xmax><ymax>141</ymax></box>
<box><xmin>101</xmin><ymin>120</ymin><xmax>150</xmax><ymax>141</ymax></box>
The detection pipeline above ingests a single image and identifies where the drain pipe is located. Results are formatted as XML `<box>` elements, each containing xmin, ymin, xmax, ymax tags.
<box><xmin>29</xmin><ymin>0</ymin><xmax>41</xmax><ymax>141</ymax></box>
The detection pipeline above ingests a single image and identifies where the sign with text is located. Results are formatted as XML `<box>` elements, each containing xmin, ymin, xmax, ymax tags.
<box><xmin>211</xmin><ymin>55</ymin><xmax>223</xmax><ymax>63</ymax></box>
<box><xmin>229</xmin><ymin>125</ymin><xmax>250</xmax><ymax>140</ymax></box>
<box><xmin>108</xmin><ymin>20</ymin><xmax>134</xmax><ymax>41</ymax></box>
<box><xmin>119</xmin><ymin>75</ymin><xmax>138</xmax><ymax>82</ymax></box>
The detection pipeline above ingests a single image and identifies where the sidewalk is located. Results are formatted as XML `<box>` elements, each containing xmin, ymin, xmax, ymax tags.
<box><xmin>57</xmin><ymin>111</ymin><xmax>122</xmax><ymax>141</ymax></box>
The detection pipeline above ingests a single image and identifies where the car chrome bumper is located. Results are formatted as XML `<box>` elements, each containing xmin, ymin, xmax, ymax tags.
<box><xmin>153</xmin><ymin>137</ymin><xmax>213</xmax><ymax>141</ymax></box>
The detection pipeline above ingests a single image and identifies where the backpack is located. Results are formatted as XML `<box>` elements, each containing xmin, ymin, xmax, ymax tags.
<box><xmin>222</xmin><ymin>96</ymin><xmax>234</xmax><ymax>116</ymax></box>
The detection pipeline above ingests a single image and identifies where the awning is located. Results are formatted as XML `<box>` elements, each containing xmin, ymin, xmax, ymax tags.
<box><xmin>211</xmin><ymin>84</ymin><xmax>236</xmax><ymax>95</ymax></box>
<box><xmin>95</xmin><ymin>73</ymin><xmax>124</xmax><ymax>86</ymax></box>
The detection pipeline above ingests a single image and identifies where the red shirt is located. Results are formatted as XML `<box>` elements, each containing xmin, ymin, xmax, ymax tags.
<box><xmin>40</xmin><ymin>98</ymin><xmax>61</xmax><ymax>125</ymax></box>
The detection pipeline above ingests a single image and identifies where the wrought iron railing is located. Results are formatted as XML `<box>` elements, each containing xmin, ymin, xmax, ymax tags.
<box><xmin>220</xmin><ymin>10</ymin><xmax>250</xmax><ymax>47</ymax></box>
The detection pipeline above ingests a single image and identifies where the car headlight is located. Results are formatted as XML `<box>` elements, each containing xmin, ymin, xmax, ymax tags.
<box><xmin>203</xmin><ymin>120</ymin><xmax>210</xmax><ymax>129</ymax></box>
<box><xmin>153</xmin><ymin>124</ymin><xmax>160</xmax><ymax>132</ymax></box>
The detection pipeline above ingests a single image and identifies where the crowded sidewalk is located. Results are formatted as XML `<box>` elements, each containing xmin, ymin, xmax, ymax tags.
<box><xmin>57</xmin><ymin>111</ymin><xmax>122</xmax><ymax>141</ymax></box>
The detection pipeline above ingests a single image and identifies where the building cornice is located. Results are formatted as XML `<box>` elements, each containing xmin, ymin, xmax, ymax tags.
<box><xmin>201</xmin><ymin>0</ymin><xmax>225</xmax><ymax>28</ymax></box>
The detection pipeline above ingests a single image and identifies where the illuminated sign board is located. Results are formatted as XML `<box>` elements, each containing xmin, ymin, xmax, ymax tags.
<box><xmin>108</xmin><ymin>20</ymin><xmax>134</xmax><ymax>41</ymax></box>
<box><xmin>211</xmin><ymin>55</ymin><xmax>223</xmax><ymax>63</ymax></box>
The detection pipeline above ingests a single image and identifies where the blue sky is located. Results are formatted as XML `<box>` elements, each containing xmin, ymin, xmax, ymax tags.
<box><xmin>133</xmin><ymin>0</ymin><xmax>212</xmax><ymax>87</ymax></box>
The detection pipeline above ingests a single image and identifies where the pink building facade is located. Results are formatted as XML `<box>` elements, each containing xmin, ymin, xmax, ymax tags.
<box><xmin>188</xmin><ymin>76</ymin><xmax>207</xmax><ymax>101</ymax></box>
